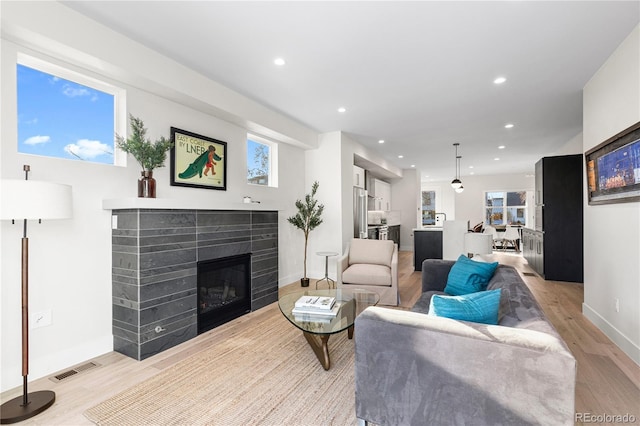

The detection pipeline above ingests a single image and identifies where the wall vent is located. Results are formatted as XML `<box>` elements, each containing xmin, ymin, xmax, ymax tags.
<box><xmin>522</xmin><ymin>272</ymin><xmax>536</xmax><ymax>277</ymax></box>
<box><xmin>49</xmin><ymin>361</ymin><xmax>101</xmax><ymax>383</ymax></box>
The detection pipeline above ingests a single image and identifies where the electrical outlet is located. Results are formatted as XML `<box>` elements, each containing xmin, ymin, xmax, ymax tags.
<box><xmin>30</xmin><ymin>309</ymin><xmax>52</xmax><ymax>329</ymax></box>
<box><xmin>615</xmin><ymin>298</ymin><xmax>620</xmax><ymax>313</ymax></box>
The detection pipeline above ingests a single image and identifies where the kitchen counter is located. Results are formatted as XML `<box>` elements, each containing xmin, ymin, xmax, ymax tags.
<box><xmin>414</xmin><ymin>227</ymin><xmax>443</xmax><ymax>232</ymax></box>
<box><xmin>413</xmin><ymin>227</ymin><xmax>443</xmax><ymax>270</ymax></box>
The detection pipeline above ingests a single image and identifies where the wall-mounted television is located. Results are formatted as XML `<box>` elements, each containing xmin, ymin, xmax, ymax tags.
<box><xmin>585</xmin><ymin>121</ymin><xmax>640</xmax><ymax>205</ymax></box>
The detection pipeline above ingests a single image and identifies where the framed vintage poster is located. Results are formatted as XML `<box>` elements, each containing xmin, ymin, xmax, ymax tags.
<box><xmin>170</xmin><ymin>127</ymin><xmax>227</xmax><ymax>191</ymax></box>
<box><xmin>585</xmin><ymin>121</ymin><xmax>640</xmax><ymax>205</ymax></box>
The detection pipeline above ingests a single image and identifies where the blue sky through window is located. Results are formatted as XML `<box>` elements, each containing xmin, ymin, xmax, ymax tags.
<box><xmin>17</xmin><ymin>64</ymin><xmax>115</xmax><ymax>164</ymax></box>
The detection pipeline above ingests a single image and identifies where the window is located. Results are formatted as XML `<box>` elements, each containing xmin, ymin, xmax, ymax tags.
<box><xmin>485</xmin><ymin>191</ymin><xmax>527</xmax><ymax>226</ymax></box>
<box><xmin>247</xmin><ymin>135</ymin><xmax>278</xmax><ymax>187</ymax></box>
<box><xmin>17</xmin><ymin>55</ymin><xmax>124</xmax><ymax>165</ymax></box>
<box><xmin>422</xmin><ymin>191</ymin><xmax>436</xmax><ymax>225</ymax></box>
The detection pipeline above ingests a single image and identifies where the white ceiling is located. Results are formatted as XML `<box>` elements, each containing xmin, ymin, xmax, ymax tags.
<box><xmin>62</xmin><ymin>1</ymin><xmax>639</xmax><ymax>181</ymax></box>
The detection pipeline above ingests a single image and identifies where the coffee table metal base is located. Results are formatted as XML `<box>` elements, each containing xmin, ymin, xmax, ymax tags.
<box><xmin>302</xmin><ymin>325</ymin><xmax>354</xmax><ymax>370</ymax></box>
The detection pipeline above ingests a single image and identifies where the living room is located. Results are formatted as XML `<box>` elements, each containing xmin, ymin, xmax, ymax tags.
<box><xmin>1</xmin><ymin>1</ymin><xmax>639</xmax><ymax>424</ymax></box>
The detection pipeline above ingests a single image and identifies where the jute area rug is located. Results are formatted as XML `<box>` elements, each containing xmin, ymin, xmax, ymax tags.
<box><xmin>84</xmin><ymin>304</ymin><xmax>358</xmax><ymax>426</ymax></box>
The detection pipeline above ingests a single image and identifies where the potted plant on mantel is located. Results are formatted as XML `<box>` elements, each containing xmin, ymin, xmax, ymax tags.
<box><xmin>287</xmin><ymin>181</ymin><xmax>324</xmax><ymax>287</ymax></box>
<box><xmin>116</xmin><ymin>114</ymin><xmax>173</xmax><ymax>198</ymax></box>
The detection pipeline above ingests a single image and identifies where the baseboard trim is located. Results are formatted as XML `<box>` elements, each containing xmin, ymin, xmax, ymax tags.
<box><xmin>582</xmin><ymin>302</ymin><xmax>640</xmax><ymax>366</ymax></box>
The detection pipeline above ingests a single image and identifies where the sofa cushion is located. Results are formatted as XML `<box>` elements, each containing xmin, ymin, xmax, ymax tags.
<box><xmin>348</xmin><ymin>239</ymin><xmax>394</xmax><ymax>267</ymax></box>
<box><xmin>342</xmin><ymin>263</ymin><xmax>391</xmax><ymax>286</ymax></box>
<box><xmin>444</xmin><ymin>255</ymin><xmax>498</xmax><ymax>296</ymax></box>
<box><xmin>428</xmin><ymin>289</ymin><xmax>502</xmax><ymax>325</ymax></box>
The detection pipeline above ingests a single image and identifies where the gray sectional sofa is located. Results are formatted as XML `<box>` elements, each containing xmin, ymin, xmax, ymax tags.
<box><xmin>354</xmin><ymin>259</ymin><xmax>577</xmax><ymax>426</ymax></box>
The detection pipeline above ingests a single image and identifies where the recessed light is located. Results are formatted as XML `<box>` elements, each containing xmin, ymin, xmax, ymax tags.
<box><xmin>494</xmin><ymin>76</ymin><xmax>507</xmax><ymax>84</ymax></box>
<box><xmin>469</xmin><ymin>166</ymin><xmax>474</xmax><ymax>169</ymax></box>
<box><xmin>398</xmin><ymin>155</ymin><xmax>404</xmax><ymax>159</ymax></box>
<box><xmin>337</xmin><ymin>107</ymin><xmax>346</xmax><ymax>113</ymax></box>
<box><xmin>470</xmin><ymin>172</ymin><xmax>475</xmax><ymax>175</ymax></box>
<box><xmin>378</xmin><ymin>140</ymin><xmax>385</xmax><ymax>144</ymax></box>
<box><xmin>274</xmin><ymin>57</ymin><xmax>286</xmax><ymax>66</ymax></box>
<box><xmin>410</xmin><ymin>164</ymin><xmax>415</xmax><ymax>168</ymax></box>
<box><xmin>494</xmin><ymin>157</ymin><xmax>500</xmax><ymax>161</ymax></box>
<box><xmin>498</xmin><ymin>145</ymin><xmax>505</xmax><ymax>149</ymax></box>
<box><xmin>504</xmin><ymin>123</ymin><xmax>514</xmax><ymax>129</ymax></box>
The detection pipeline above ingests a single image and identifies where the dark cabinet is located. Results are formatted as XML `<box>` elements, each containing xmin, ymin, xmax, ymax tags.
<box><xmin>414</xmin><ymin>230</ymin><xmax>443</xmax><ymax>271</ymax></box>
<box><xmin>388</xmin><ymin>225</ymin><xmax>400</xmax><ymax>247</ymax></box>
<box><xmin>523</xmin><ymin>228</ymin><xmax>544</xmax><ymax>276</ymax></box>
<box><xmin>525</xmin><ymin>154</ymin><xmax>583</xmax><ymax>282</ymax></box>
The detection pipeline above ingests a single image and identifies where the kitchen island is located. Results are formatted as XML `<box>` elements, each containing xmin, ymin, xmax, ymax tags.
<box><xmin>413</xmin><ymin>227</ymin><xmax>443</xmax><ymax>271</ymax></box>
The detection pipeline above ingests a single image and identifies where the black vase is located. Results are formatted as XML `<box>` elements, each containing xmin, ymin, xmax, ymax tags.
<box><xmin>300</xmin><ymin>278</ymin><xmax>310</xmax><ymax>287</ymax></box>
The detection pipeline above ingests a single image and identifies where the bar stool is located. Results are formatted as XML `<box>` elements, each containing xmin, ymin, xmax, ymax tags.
<box><xmin>316</xmin><ymin>251</ymin><xmax>338</xmax><ymax>289</ymax></box>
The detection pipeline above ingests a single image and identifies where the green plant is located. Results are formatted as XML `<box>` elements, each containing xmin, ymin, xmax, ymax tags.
<box><xmin>116</xmin><ymin>114</ymin><xmax>173</xmax><ymax>171</ymax></box>
<box><xmin>287</xmin><ymin>181</ymin><xmax>324</xmax><ymax>280</ymax></box>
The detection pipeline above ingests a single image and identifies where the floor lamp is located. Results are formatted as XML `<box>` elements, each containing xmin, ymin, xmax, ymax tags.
<box><xmin>0</xmin><ymin>165</ymin><xmax>72</xmax><ymax>424</ymax></box>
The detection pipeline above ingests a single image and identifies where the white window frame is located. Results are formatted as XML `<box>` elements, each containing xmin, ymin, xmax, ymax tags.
<box><xmin>421</xmin><ymin>190</ymin><xmax>437</xmax><ymax>226</ymax></box>
<box><xmin>484</xmin><ymin>190</ymin><xmax>528</xmax><ymax>226</ymax></box>
<box><xmin>17</xmin><ymin>52</ymin><xmax>127</xmax><ymax>166</ymax></box>
<box><xmin>247</xmin><ymin>134</ymin><xmax>278</xmax><ymax>187</ymax></box>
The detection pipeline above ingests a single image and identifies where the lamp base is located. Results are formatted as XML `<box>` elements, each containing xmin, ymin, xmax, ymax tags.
<box><xmin>0</xmin><ymin>390</ymin><xmax>55</xmax><ymax>424</ymax></box>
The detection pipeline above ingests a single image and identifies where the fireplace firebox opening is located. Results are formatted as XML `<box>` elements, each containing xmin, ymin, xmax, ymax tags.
<box><xmin>197</xmin><ymin>253</ymin><xmax>251</xmax><ymax>334</ymax></box>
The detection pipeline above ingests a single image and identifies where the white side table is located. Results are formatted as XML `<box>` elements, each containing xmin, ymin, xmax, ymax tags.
<box><xmin>316</xmin><ymin>251</ymin><xmax>339</xmax><ymax>289</ymax></box>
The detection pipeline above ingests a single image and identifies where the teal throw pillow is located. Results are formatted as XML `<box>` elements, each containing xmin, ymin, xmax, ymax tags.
<box><xmin>444</xmin><ymin>255</ymin><xmax>499</xmax><ymax>296</ymax></box>
<box><xmin>428</xmin><ymin>289</ymin><xmax>502</xmax><ymax>325</ymax></box>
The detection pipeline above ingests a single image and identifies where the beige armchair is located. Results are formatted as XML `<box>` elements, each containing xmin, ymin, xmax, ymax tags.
<box><xmin>337</xmin><ymin>239</ymin><xmax>398</xmax><ymax>306</ymax></box>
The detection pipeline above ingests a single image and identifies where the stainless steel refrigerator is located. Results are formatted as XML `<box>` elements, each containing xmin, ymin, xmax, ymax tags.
<box><xmin>353</xmin><ymin>187</ymin><xmax>368</xmax><ymax>238</ymax></box>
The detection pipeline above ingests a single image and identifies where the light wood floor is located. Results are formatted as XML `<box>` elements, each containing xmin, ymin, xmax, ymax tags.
<box><xmin>2</xmin><ymin>251</ymin><xmax>638</xmax><ymax>425</ymax></box>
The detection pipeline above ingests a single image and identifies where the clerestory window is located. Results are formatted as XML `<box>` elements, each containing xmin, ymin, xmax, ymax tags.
<box><xmin>17</xmin><ymin>54</ymin><xmax>125</xmax><ymax>165</ymax></box>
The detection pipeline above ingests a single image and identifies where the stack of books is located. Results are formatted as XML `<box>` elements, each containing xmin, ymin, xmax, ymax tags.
<box><xmin>292</xmin><ymin>296</ymin><xmax>340</xmax><ymax>323</ymax></box>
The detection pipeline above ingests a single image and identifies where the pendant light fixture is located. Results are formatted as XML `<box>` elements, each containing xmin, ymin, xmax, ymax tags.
<box><xmin>450</xmin><ymin>143</ymin><xmax>463</xmax><ymax>190</ymax></box>
<box><xmin>455</xmin><ymin>153</ymin><xmax>464</xmax><ymax>193</ymax></box>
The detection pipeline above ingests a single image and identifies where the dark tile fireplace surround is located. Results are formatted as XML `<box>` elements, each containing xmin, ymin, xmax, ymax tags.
<box><xmin>111</xmin><ymin>209</ymin><xmax>278</xmax><ymax>360</ymax></box>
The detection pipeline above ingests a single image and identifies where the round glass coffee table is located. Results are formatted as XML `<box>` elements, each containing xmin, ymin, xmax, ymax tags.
<box><xmin>278</xmin><ymin>288</ymin><xmax>379</xmax><ymax>370</ymax></box>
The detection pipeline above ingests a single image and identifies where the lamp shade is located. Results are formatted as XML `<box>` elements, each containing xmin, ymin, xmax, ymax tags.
<box><xmin>1</xmin><ymin>179</ymin><xmax>73</xmax><ymax>220</ymax></box>
<box><xmin>464</xmin><ymin>233</ymin><xmax>493</xmax><ymax>255</ymax></box>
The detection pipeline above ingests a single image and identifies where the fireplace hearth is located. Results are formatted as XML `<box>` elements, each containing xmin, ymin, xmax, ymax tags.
<box><xmin>110</xmin><ymin>208</ymin><xmax>278</xmax><ymax>361</ymax></box>
<box><xmin>198</xmin><ymin>253</ymin><xmax>251</xmax><ymax>334</ymax></box>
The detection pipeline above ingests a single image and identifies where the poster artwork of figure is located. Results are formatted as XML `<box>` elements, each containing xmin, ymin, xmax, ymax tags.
<box><xmin>170</xmin><ymin>127</ymin><xmax>227</xmax><ymax>191</ymax></box>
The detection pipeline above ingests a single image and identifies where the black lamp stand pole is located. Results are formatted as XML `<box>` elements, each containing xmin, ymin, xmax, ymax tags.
<box><xmin>1</xmin><ymin>166</ymin><xmax>56</xmax><ymax>424</ymax></box>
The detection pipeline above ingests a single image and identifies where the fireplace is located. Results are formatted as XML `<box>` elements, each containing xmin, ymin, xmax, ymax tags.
<box><xmin>111</xmin><ymin>208</ymin><xmax>277</xmax><ymax>360</ymax></box>
<box><xmin>197</xmin><ymin>253</ymin><xmax>251</xmax><ymax>334</ymax></box>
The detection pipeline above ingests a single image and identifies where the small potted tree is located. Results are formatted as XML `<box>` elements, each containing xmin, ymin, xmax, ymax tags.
<box><xmin>287</xmin><ymin>181</ymin><xmax>324</xmax><ymax>287</ymax></box>
<box><xmin>116</xmin><ymin>114</ymin><xmax>172</xmax><ymax>198</ymax></box>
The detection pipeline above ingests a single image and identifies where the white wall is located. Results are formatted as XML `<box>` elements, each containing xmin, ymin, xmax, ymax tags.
<box><xmin>302</xmin><ymin>132</ymin><xmax>344</xmax><ymax>281</ymax></box>
<box><xmin>391</xmin><ymin>168</ymin><xmax>420</xmax><ymax>251</ymax></box>
<box><xmin>420</xmin><ymin>181</ymin><xmax>460</xmax><ymax>223</ymax></box>
<box><xmin>1</xmin><ymin>2</ymin><xmax>313</xmax><ymax>391</ymax></box>
<box><xmin>582</xmin><ymin>25</ymin><xmax>640</xmax><ymax>365</ymax></box>
<box><xmin>454</xmin><ymin>173</ymin><xmax>536</xmax><ymax>227</ymax></box>
<box><xmin>551</xmin><ymin>132</ymin><xmax>583</xmax><ymax>157</ymax></box>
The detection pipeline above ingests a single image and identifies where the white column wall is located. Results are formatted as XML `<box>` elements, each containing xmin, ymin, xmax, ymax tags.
<box><xmin>582</xmin><ymin>25</ymin><xmax>640</xmax><ymax>364</ymax></box>
<box><xmin>391</xmin><ymin>168</ymin><xmax>421</xmax><ymax>251</ymax></box>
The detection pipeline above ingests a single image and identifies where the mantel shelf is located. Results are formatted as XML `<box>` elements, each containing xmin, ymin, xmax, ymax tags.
<box><xmin>102</xmin><ymin>198</ymin><xmax>282</xmax><ymax>211</ymax></box>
